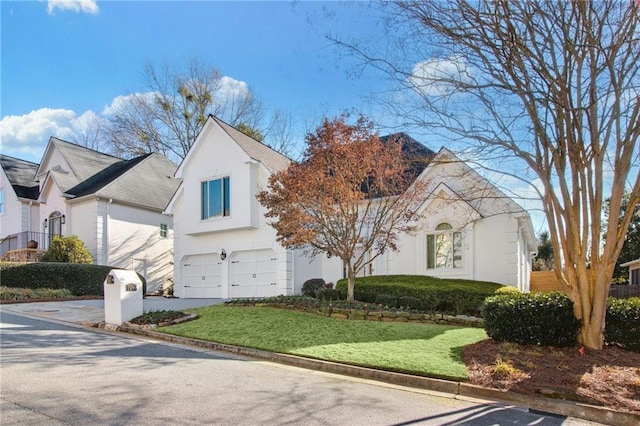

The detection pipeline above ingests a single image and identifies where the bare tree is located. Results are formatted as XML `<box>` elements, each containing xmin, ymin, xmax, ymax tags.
<box><xmin>104</xmin><ymin>58</ymin><xmax>264</xmax><ymax>161</ymax></box>
<box><xmin>262</xmin><ymin>109</ymin><xmax>298</xmax><ymax>159</ymax></box>
<box><xmin>69</xmin><ymin>113</ymin><xmax>108</xmax><ymax>152</ymax></box>
<box><xmin>340</xmin><ymin>1</ymin><xmax>639</xmax><ymax>349</ymax></box>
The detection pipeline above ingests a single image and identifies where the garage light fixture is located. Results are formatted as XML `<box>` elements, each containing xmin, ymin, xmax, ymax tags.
<box><xmin>220</xmin><ymin>249</ymin><xmax>227</xmax><ymax>261</ymax></box>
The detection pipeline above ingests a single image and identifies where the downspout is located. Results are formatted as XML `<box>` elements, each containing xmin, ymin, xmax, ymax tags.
<box><xmin>28</xmin><ymin>201</ymin><xmax>33</xmax><ymax>233</ymax></box>
<box><xmin>104</xmin><ymin>198</ymin><xmax>113</xmax><ymax>265</ymax></box>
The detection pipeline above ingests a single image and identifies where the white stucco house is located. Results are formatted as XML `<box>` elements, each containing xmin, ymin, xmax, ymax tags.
<box><xmin>0</xmin><ymin>137</ymin><xmax>180</xmax><ymax>293</ymax></box>
<box><xmin>165</xmin><ymin>115</ymin><xmax>538</xmax><ymax>299</ymax></box>
<box><xmin>355</xmin><ymin>147</ymin><xmax>538</xmax><ymax>291</ymax></box>
<box><xmin>620</xmin><ymin>259</ymin><xmax>640</xmax><ymax>285</ymax></box>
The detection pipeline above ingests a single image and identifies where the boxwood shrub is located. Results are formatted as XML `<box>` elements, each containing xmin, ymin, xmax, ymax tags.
<box><xmin>605</xmin><ymin>297</ymin><xmax>640</xmax><ymax>352</ymax></box>
<box><xmin>0</xmin><ymin>262</ymin><xmax>146</xmax><ymax>296</ymax></box>
<box><xmin>335</xmin><ymin>275</ymin><xmax>503</xmax><ymax>316</ymax></box>
<box><xmin>482</xmin><ymin>292</ymin><xmax>580</xmax><ymax>347</ymax></box>
<box><xmin>301</xmin><ymin>278</ymin><xmax>329</xmax><ymax>298</ymax></box>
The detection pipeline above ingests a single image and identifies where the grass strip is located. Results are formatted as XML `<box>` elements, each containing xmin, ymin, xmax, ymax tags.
<box><xmin>159</xmin><ymin>305</ymin><xmax>486</xmax><ymax>380</ymax></box>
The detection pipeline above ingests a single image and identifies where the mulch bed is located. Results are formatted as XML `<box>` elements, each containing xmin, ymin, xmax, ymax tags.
<box><xmin>463</xmin><ymin>339</ymin><xmax>640</xmax><ymax>414</ymax></box>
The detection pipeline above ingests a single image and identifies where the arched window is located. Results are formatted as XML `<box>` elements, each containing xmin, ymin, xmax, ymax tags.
<box><xmin>49</xmin><ymin>212</ymin><xmax>64</xmax><ymax>238</ymax></box>
<box><xmin>427</xmin><ymin>222</ymin><xmax>462</xmax><ymax>269</ymax></box>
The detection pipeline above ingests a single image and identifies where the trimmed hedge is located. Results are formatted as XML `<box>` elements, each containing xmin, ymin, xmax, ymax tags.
<box><xmin>0</xmin><ymin>262</ymin><xmax>146</xmax><ymax>296</ymax></box>
<box><xmin>301</xmin><ymin>278</ymin><xmax>330</xmax><ymax>298</ymax></box>
<box><xmin>605</xmin><ymin>297</ymin><xmax>640</xmax><ymax>352</ymax></box>
<box><xmin>335</xmin><ymin>275</ymin><xmax>503</xmax><ymax>316</ymax></box>
<box><xmin>482</xmin><ymin>292</ymin><xmax>580</xmax><ymax>347</ymax></box>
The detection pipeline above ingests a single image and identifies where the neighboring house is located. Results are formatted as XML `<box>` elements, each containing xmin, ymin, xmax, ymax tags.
<box><xmin>0</xmin><ymin>155</ymin><xmax>40</xmax><ymax>249</ymax></box>
<box><xmin>166</xmin><ymin>115</ymin><xmax>537</xmax><ymax>299</ymax></box>
<box><xmin>0</xmin><ymin>137</ymin><xmax>180</xmax><ymax>293</ymax></box>
<box><xmin>620</xmin><ymin>259</ymin><xmax>640</xmax><ymax>285</ymax></box>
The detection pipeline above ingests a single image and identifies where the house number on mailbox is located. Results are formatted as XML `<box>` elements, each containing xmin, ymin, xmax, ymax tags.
<box><xmin>125</xmin><ymin>283</ymin><xmax>137</xmax><ymax>292</ymax></box>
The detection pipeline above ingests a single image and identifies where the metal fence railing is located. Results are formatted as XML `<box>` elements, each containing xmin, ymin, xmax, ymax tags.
<box><xmin>0</xmin><ymin>231</ymin><xmax>52</xmax><ymax>257</ymax></box>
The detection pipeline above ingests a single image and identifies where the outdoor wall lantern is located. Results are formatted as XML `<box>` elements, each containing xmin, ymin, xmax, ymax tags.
<box><xmin>43</xmin><ymin>218</ymin><xmax>48</xmax><ymax>228</ymax></box>
<box><xmin>61</xmin><ymin>214</ymin><xmax>66</xmax><ymax>224</ymax></box>
<box><xmin>220</xmin><ymin>249</ymin><xmax>227</xmax><ymax>261</ymax></box>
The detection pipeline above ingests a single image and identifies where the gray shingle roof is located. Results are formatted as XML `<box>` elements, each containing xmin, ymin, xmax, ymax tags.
<box><xmin>93</xmin><ymin>153</ymin><xmax>180</xmax><ymax>211</ymax></box>
<box><xmin>5</xmin><ymin>138</ymin><xmax>178</xmax><ymax>212</ymax></box>
<box><xmin>0</xmin><ymin>154</ymin><xmax>39</xmax><ymax>200</ymax></box>
<box><xmin>211</xmin><ymin>116</ymin><xmax>291</xmax><ymax>173</ymax></box>
<box><xmin>48</xmin><ymin>137</ymin><xmax>121</xmax><ymax>192</ymax></box>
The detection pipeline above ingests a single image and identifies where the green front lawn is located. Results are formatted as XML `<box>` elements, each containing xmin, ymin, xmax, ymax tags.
<box><xmin>159</xmin><ymin>305</ymin><xmax>487</xmax><ymax>381</ymax></box>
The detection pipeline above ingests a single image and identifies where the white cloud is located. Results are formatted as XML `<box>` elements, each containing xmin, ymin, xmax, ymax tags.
<box><xmin>102</xmin><ymin>92</ymin><xmax>158</xmax><ymax>115</ymax></box>
<box><xmin>1</xmin><ymin>76</ymin><xmax>252</xmax><ymax>162</ymax></box>
<box><xmin>216</xmin><ymin>76</ymin><xmax>250</xmax><ymax>105</ymax></box>
<box><xmin>46</xmin><ymin>0</ymin><xmax>99</xmax><ymax>15</ymax></box>
<box><xmin>0</xmin><ymin>108</ymin><xmax>98</xmax><ymax>161</ymax></box>
<box><xmin>410</xmin><ymin>56</ymin><xmax>473</xmax><ymax>97</ymax></box>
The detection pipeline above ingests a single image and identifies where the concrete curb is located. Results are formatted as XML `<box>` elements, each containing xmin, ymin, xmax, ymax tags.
<box><xmin>119</xmin><ymin>325</ymin><xmax>639</xmax><ymax>426</ymax></box>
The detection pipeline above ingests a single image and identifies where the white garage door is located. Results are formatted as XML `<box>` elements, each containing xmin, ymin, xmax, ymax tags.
<box><xmin>229</xmin><ymin>250</ymin><xmax>278</xmax><ymax>298</ymax></box>
<box><xmin>182</xmin><ymin>254</ymin><xmax>223</xmax><ymax>298</ymax></box>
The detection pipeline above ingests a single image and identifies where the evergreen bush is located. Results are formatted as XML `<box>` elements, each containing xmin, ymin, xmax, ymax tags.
<box><xmin>482</xmin><ymin>292</ymin><xmax>580</xmax><ymax>347</ymax></box>
<box><xmin>301</xmin><ymin>278</ymin><xmax>329</xmax><ymax>298</ymax></box>
<box><xmin>336</xmin><ymin>275</ymin><xmax>502</xmax><ymax>315</ymax></box>
<box><xmin>605</xmin><ymin>297</ymin><xmax>640</xmax><ymax>352</ymax></box>
<box><xmin>42</xmin><ymin>235</ymin><xmax>93</xmax><ymax>263</ymax></box>
<box><xmin>0</xmin><ymin>262</ymin><xmax>147</xmax><ymax>296</ymax></box>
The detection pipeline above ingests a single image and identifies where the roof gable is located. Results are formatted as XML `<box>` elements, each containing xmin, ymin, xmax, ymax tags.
<box><xmin>36</xmin><ymin>137</ymin><xmax>121</xmax><ymax>192</ymax></box>
<box><xmin>211</xmin><ymin>116</ymin><xmax>291</xmax><ymax>173</ymax></box>
<box><xmin>0</xmin><ymin>154</ymin><xmax>40</xmax><ymax>200</ymax></box>
<box><xmin>415</xmin><ymin>147</ymin><xmax>526</xmax><ymax>217</ymax></box>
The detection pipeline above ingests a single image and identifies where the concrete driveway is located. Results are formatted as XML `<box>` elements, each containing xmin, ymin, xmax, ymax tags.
<box><xmin>0</xmin><ymin>296</ymin><xmax>223</xmax><ymax>326</ymax></box>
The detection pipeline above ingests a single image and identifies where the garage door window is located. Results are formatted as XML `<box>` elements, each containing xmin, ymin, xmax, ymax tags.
<box><xmin>202</xmin><ymin>176</ymin><xmax>230</xmax><ymax>219</ymax></box>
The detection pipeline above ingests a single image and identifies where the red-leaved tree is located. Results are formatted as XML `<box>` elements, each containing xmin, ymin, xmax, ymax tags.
<box><xmin>257</xmin><ymin>115</ymin><xmax>428</xmax><ymax>301</ymax></box>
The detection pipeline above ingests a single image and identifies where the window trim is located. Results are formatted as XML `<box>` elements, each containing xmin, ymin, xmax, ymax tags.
<box><xmin>201</xmin><ymin>176</ymin><xmax>230</xmax><ymax>220</ymax></box>
<box><xmin>160</xmin><ymin>223</ymin><xmax>168</xmax><ymax>238</ymax></box>
<box><xmin>426</xmin><ymin>222</ymin><xmax>462</xmax><ymax>270</ymax></box>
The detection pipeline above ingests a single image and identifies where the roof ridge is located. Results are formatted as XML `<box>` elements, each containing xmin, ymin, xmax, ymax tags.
<box><xmin>97</xmin><ymin>152</ymin><xmax>175</xmax><ymax>195</ymax></box>
<box><xmin>50</xmin><ymin>136</ymin><xmax>122</xmax><ymax>160</ymax></box>
<box><xmin>0</xmin><ymin>153</ymin><xmax>40</xmax><ymax>167</ymax></box>
<box><xmin>64</xmin><ymin>154</ymin><xmax>149</xmax><ymax>197</ymax></box>
<box><xmin>210</xmin><ymin>115</ymin><xmax>292</xmax><ymax>162</ymax></box>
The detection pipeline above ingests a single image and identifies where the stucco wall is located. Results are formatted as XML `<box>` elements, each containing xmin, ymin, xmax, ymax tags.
<box><xmin>68</xmin><ymin>199</ymin><xmax>98</xmax><ymax>259</ymax></box>
<box><xmin>106</xmin><ymin>203</ymin><xmax>173</xmax><ymax>293</ymax></box>
<box><xmin>177</xmin><ymin>124</ymin><xmax>258</xmax><ymax>236</ymax></box>
<box><xmin>1</xmin><ymin>170</ymin><xmax>28</xmax><ymax>236</ymax></box>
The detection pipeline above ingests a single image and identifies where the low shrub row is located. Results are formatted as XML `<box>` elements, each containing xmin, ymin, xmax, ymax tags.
<box><xmin>482</xmin><ymin>293</ymin><xmax>640</xmax><ymax>352</ymax></box>
<box><xmin>605</xmin><ymin>297</ymin><xmax>640</xmax><ymax>352</ymax></box>
<box><xmin>0</xmin><ymin>286</ymin><xmax>73</xmax><ymax>300</ymax></box>
<box><xmin>333</xmin><ymin>275</ymin><xmax>503</xmax><ymax>316</ymax></box>
<box><xmin>482</xmin><ymin>292</ymin><xmax>580</xmax><ymax>347</ymax></box>
<box><xmin>0</xmin><ymin>262</ymin><xmax>147</xmax><ymax>296</ymax></box>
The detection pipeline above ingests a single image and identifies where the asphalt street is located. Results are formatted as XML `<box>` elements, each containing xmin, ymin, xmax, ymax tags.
<box><xmin>0</xmin><ymin>311</ymin><xmax>599</xmax><ymax>425</ymax></box>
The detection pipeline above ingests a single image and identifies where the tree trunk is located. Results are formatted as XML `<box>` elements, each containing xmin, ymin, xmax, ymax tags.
<box><xmin>563</xmin><ymin>261</ymin><xmax>610</xmax><ymax>350</ymax></box>
<box><xmin>346</xmin><ymin>262</ymin><xmax>356</xmax><ymax>302</ymax></box>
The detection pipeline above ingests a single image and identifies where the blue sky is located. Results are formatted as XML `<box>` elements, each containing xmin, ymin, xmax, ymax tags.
<box><xmin>1</xmin><ymin>0</ymin><xmax>390</xmax><ymax>162</ymax></box>
<box><xmin>1</xmin><ymin>0</ymin><xmax>549</xmax><ymax>232</ymax></box>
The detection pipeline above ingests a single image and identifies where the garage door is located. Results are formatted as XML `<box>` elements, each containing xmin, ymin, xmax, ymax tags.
<box><xmin>229</xmin><ymin>250</ymin><xmax>278</xmax><ymax>298</ymax></box>
<box><xmin>182</xmin><ymin>254</ymin><xmax>223</xmax><ymax>298</ymax></box>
